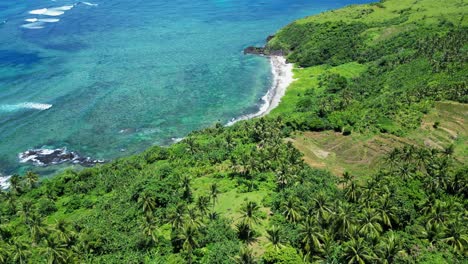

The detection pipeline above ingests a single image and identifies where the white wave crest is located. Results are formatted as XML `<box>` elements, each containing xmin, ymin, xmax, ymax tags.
<box><xmin>52</xmin><ymin>5</ymin><xmax>75</xmax><ymax>11</ymax></box>
<box><xmin>0</xmin><ymin>175</ymin><xmax>11</xmax><ymax>190</ymax></box>
<box><xmin>25</xmin><ymin>18</ymin><xmax>38</xmax><ymax>22</ymax></box>
<box><xmin>0</xmin><ymin>102</ymin><xmax>52</xmax><ymax>112</ymax></box>
<box><xmin>29</xmin><ymin>8</ymin><xmax>48</xmax><ymax>15</ymax></box>
<box><xmin>81</xmin><ymin>2</ymin><xmax>98</xmax><ymax>6</ymax></box>
<box><xmin>21</xmin><ymin>22</ymin><xmax>45</xmax><ymax>29</ymax></box>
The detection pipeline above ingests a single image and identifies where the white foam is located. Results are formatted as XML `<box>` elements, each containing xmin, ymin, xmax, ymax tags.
<box><xmin>21</xmin><ymin>22</ymin><xmax>45</xmax><ymax>29</ymax></box>
<box><xmin>28</xmin><ymin>5</ymin><xmax>74</xmax><ymax>17</ymax></box>
<box><xmin>81</xmin><ymin>2</ymin><xmax>98</xmax><ymax>6</ymax></box>
<box><xmin>0</xmin><ymin>175</ymin><xmax>11</xmax><ymax>190</ymax></box>
<box><xmin>38</xmin><ymin>18</ymin><xmax>60</xmax><ymax>23</ymax></box>
<box><xmin>29</xmin><ymin>8</ymin><xmax>48</xmax><ymax>15</ymax></box>
<box><xmin>25</xmin><ymin>18</ymin><xmax>38</xmax><ymax>22</ymax></box>
<box><xmin>227</xmin><ymin>56</ymin><xmax>295</xmax><ymax>126</ymax></box>
<box><xmin>52</xmin><ymin>5</ymin><xmax>75</xmax><ymax>11</ymax></box>
<box><xmin>42</xmin><ymin>9</ymin><xmax>65</xmax><ymax>16</ymax></box>
<box><xmin>0</xmin><ymin>102</ymin><xmax>52</xmax><ymax>112</ymax></box>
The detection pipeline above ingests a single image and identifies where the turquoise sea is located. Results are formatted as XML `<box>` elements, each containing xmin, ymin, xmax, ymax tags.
<box><xmin>0</xmin><ymin>0</ymin><xmax>372</xmax><ymax>175</ymax></box>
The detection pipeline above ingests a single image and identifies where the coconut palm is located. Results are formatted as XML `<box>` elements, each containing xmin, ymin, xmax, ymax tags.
<box><xmin>196</xmin><ymin>195</ymin><xmax>211</xmax><ymax>216</ymax></box>
<box><xmin>377</xmin><ymin>194</ymin><xmax>398</xmax><ymax>229</ymax></box>
<box><xmin>167</xmin><ymin>203</ymin><xmax>186</xmax><ymax>230</ymax></box>
<box><xmin>266</xmin><ymin>226</ymin><xmax>285</xmax><ymax>250</ymax></box>
<box><xmin>137</xmin><ymin>192</ymin><xmax>156</xmax><ymax>217</ymax></box>
<box><xmin>299</xmin><ymin>217</ymin><xmax>323</xmax><ymax>255</ymax></box>
<box><xmin>239</xmin><ymin>201</ymin><xmax>260</xmax><ymax>226</ymax></box>
<box><xmin>181</xmin><ymin>176</ymin><xmax>193</xmax><ymax>202</ymax></box>
<box><xmin>333</xmin><ymin>201</ymin><xmax>355</xmax><ymax>240</ymax></box>
<box><xmin>0</xmin><ymin>242</ymin><xmax>10</xmax><ymax>264</ymax></box>
<box><xmin>178</xmin><ymin>224</ymin><xmax>199</xmax><ymax>264</ymax></box>
<box><xmin>41</xmin><ymin>237</ymin><xmax>71</xmax><ymax>264</ymax></box>
<box><xmin>210</xmin><ymin>183</ymin><xmax>219</xmax><ymax>208</ymax></box>
<box><xmin>311</xmin><ymin>192</ymin><xmax>332</xmax><ymax>223</ymax></box>
<box><xmin>442</xmin><ymin>222</ymin><xmax>468</xmax><ymax>253</ymax></box>
<box><xmin>25</xmin><ymin>171</ymin><xmax>39</xmax><ymax>189</ymax></box>
<box><xmin>29</xmin><ymin>213</ymin><xmax>46</xmax><ymax>245</ymax></box>
<box><xmin>10</xmin><ymin>238</ymin><xmax>30</xmax><ymax>264</ymax></box>
<box><xmin>377</xmin><ymin>231</ymin><xmax>404</xmax><ymax>264</ymax></box>
<box><xmin>236</xmin><ymin>222</ymin><xmax>257</xmax><ymax>244</ymax></box>
<box><xmin>186</xmin><ymin>207</ymin><xmax>204</xmax><ymax>229</ymax></box>
<box><xmin>282</xmin><ymin>197</ymin><xmax>302</xmax><ymax>223</ymax></box>
<box><xmin>344</xmin><ymin>181</ymin><xmax>360</xmax><ymax>203</ymax></box>
<box><xmin>141</xmin><ymin>217</ymin><xmax>159</xmax><ymax>243</ymax></box>
<box><xmin>54</xmin><ymin>220</ymin><xmax>75</xmax><ymax>246</ymax></box>
<box><xmin>421</xmin><ymin>221</ymin><xmax>445</xmax><ymax>245</ymax></box>
<box><xmin>9</xmin><ymin>174</ymin><xmax>22</xmax><ymax>194</ymax></box>
<box><xmin>359</xmin><ymin>208</ymin><xmax>382</xmax><ymax>239</ymax></box>
<box><xmin>342</xmin><ymin>237</ymin><xmax>375</xmax><ymax>264</ymax></box>
<box><xmin>234</xmin><ymin>246</ymin><xmax>256</xmax><ymax>264</ymax></box>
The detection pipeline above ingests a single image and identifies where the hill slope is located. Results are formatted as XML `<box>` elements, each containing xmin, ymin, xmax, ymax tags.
<box><xmin>0</xmin><ymin>0</ymin><xmax>467</xmax><ymax>263</ymax></box>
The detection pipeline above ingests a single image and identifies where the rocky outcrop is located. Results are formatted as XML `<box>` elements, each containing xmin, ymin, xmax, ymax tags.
<box><xmin>243</xmin><ymin>35</ymin><xmax>283</xmax><ymax>56</ymax></box>
<box><xmin>19</xmin><ymin>148</ymin><xmax>105</xmax><ymax>167</ymax></box>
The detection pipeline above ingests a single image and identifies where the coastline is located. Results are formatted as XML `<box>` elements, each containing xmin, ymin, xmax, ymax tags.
<box><xmin>227</xmin><ymin>55</ymin><xmax>294</xmax><ymax>126</ymax></box>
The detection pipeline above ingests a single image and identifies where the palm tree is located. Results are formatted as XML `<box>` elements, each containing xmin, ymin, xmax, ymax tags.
<box><xmin>25</xmin><ymin>171</ymin><xmax>39</xmax><ymax>189</ymax></box>
<box><xmin>29</xmin><ymin>213</ymin><xmax>46</xmax><ymax>246</ymax></box>
<box><xmin>137</xmin><ymin>192</ymin><xmax>156</xmax><ymax>218</ymax></box>
<box><xmin>342</xmin><ymin>237</ymin><xmax>375</xmax><ymax>264</ymax></box>
<box><xmin>141</xmin><ymin>217</ymin><xmax>159</xmax><ymax>244</ymax></box>
<box><xmin>299</xmin><ymin>217</ymin><xmax>323</xmax><ymax>255</ymax></box>
<box><xmin>168</xmin><ymin>203</ymin><xmax>186</xmax><ymax>230</ymax></box>
<box><xmin>266</xmin><ymin>226</ymin><xmax>285</xmax><ymax>250</ymax></box>
<box><xmin>377</xmin><ymin>231</ymin><xmax>404</xmax><ymax>264</ymax></box>
<box><xmin>281</xmin><ymin>197</ymin><xmax>302</xmax><ymax>223</ymax></box>
<box><xmin>344</xmin><ymin>181</ymin><xmax>360</xmax><ymax>203</ymax></box>
<box><xmin>239</xmin><ymin>201</ymin><xmax>260</xmax><ymax>226</ymax></box>
<box><xmin>333</xmin><ymin>202</ymin><xmax>355</xmax><ymax>240</ymax></box>
<box><xmin>181</xmin><ymin>176</ymin><xmax>193</xmax><ymax>202</ymax></box>
<box><xmin>359</xmin><ymin>208</ymin><xmax>383</xmax><ymax>239</ymax></box>
<box><xmin>311</xmin><ymin>192</ymin><xmax>332</xmax><ymax>223</ymax></box>
<box><xmin>0</xmin><ymin>242</ymin><xmax>10</xmax><ymax>263</ymax></box>
<box><xmin>10</xmin><ymin>238</ymin><xmax>30</xmax><ymax>264</ymax></box>
<box><xmin>54</xmin><ymin>220</ymin><xmax>75</xmax><ymax>246</ymax></box>
<box><xmin>210</xmin><ymin>183</ymin><xmax>219</xmax><ymax>208</ymax></box>
<box><xmin>186</xmin><ymin>207</ymin><xmax>204</xmax><ymax>229</ymax></box>
<box><xmin>340</xmin><ymin>171</ymin><xmax>354</xmax><ymax>187</ymax></box>
<box><xmin>196</xmin><ymin>195</ymin><xmax>211</xmax><ymax>216</ymax></box>
<box><xmin>442</xmin><ymin>222</ymin><xmax>468</xmax><ymax>253</ymax></box>
<box><xmin>236</xmin><ymin>222</ymin><xmax>257</xmax><ymax>244</ymax></box>
<box><xmin>427</xmin><ymin>200</ymin><xmax>449</xmax><ymax>225</ymax></box>
<box><xmin>377</xmin><ymin>194</ymin><xmax>398</xmax><ymax>229</ymax></box>
<box><xmin>41</xmin><ymin>237</ymin><xmax>71</xmax><ymax>264</ymax></box>
<box><xmin>421</xmin><ymin>221</ymin><xmax>445</xmax><ymax>245</ymax></box>
<box><xmin>178</xmin><ymin>224</ymin><xmax>199</xmax><ymax>264</ymax></box>
<box><xmin>9</xmin><ymin>174</ymin><xmax>22</xmax><ymax>194</ymax></box>
<box><xmin>234</xmin><ymin>246</ymin><xmax>256</xmax><ymax>264</ymax></box>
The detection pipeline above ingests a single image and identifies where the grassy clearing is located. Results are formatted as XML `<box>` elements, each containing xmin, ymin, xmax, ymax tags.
<box><xmin>290</xmin><ymin>101</ymin><xmax>467</xmax><ymax>178</ymax></box>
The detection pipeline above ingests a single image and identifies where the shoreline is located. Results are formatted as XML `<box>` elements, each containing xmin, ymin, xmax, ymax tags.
<box><xmin>227</xmin><ymin>55</ymin><xmax>294</xmax><ymax>126</ymax></box>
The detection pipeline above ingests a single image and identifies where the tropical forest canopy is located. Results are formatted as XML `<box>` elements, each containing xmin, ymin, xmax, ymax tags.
<box><xmin>0</xmin><ymin>0</ymin><xmax>467</xmax><ymax>263</ymax></box>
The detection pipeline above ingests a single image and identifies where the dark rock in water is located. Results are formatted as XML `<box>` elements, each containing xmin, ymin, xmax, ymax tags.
<box><xmin>19</xmin><ymin>148</ymin><xmax>105</xmax><ymax>167</ymax></box>
<box><xmin>243</xmin><ymin>46</ymin><xmax>266</xmax><ymax>55</ymax></box>
<box><xmin>243</xmin><ymin>35</ymin><xmax>283</xmax><ymax>56</ymax></box>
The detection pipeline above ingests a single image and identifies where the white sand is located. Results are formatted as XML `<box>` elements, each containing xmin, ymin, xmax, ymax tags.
<box><xmin>227</xmin><ymin>56</ymin><xmax>294</xmax><ymax>126</ymax></box>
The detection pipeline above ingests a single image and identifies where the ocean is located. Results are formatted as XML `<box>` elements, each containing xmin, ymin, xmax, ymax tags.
<box><xmin>0</xmin><ymin>0</ymin><xmax>372</xmax><ymax>177</ymax></box>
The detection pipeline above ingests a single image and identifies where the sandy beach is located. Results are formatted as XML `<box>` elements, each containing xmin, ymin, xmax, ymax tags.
<box><xmin>227</xmin><ymin>55</ymin><xmax>294</xmax><ymax>125</ymax></box>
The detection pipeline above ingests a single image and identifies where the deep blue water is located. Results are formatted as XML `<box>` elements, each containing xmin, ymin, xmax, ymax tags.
<box><xmin>0</xmin><ymin>0</ymin><xmax>372</xmax><ymax>176</ymax></box>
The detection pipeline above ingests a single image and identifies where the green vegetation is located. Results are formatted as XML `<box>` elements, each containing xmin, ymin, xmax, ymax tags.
<box><xmin>268</xmin><ymin>0</ymin><xmax>467</xmax><ymax>136</ymax></box>
<box><xmin>1</xmin><ymin>0</ymin><xmax>467</xmax><ymax>263</ymax></box>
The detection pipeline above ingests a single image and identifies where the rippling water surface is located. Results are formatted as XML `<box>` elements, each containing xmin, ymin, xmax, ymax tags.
<box><xmin>0</xmin><ymin>0</ymin><xmax>372</xmax><ymax>175</ymax></box>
